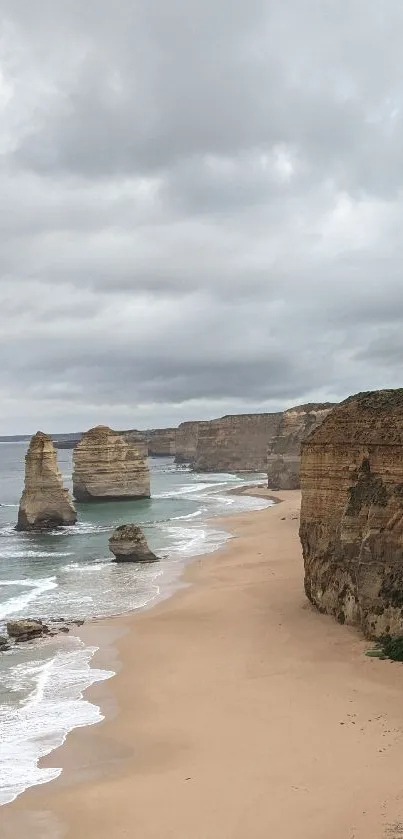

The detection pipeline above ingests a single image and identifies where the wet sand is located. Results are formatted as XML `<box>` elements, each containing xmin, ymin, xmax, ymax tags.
<box><xmin>4</xmin><ymin>490</ymin><xmax>403</xmax><ymax>839</ymax></box>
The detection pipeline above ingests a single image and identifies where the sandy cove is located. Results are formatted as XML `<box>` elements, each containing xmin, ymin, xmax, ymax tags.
<box><xmin>4</xmin><ymin>489</ymin><xmax>403</xmax><ymax>839</ymax></box>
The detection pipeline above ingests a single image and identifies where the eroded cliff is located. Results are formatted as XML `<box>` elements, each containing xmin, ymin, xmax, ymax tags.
<box><xmin>299</xmin><ymin>389</ymin><xmax>403</xmax><ymax>638</ymax></box>
<box><xmin>194</xmin><ymin>413</ymin><xmax>282</xmax><ymax>472</ymax></box>
<box><xmin>17</xmin><ymin>432</ymin><xmax>77</xmax><ymax>530</ymax></box>
<box><xmin>175</xmin><ymin>421</ymin><xmax>207</xmax><ymax>464</ymax></box>
<box><xmin>125</xmin><ymin>428</ymin><xmax>176</xmax><ymax>457</ymax></box>
<box><xmin>146</xmin><ymin>428</ymin><xmax>176</xmax><ymax>457</ymax></box>
<box><xmin>73</xmin><ymin>426</ymin><xmax>150</xmax><ymax>501</ymax></box>
<box><xmin>267</xmin><ymin>403</ymin><xmax>335</xmax><ymax>489</ymax></box>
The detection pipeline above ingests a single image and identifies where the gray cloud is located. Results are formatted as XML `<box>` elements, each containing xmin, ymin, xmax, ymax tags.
<box><xmin>1</xmin><ymin>0</ymin><xmax>403</xmax><ymax>433</ymax></box>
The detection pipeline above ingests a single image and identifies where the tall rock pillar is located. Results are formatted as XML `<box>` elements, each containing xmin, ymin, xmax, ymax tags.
<box><xmin>17</xmin><ymin>432</ymin><xmax>77</xmax><ymax>531</ymax></box>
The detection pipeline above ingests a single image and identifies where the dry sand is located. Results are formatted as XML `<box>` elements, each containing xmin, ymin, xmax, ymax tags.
<box><xmin>4</xmin><ymin>490</ymin><xmax>403</xmax><ymax>839</ymax></box>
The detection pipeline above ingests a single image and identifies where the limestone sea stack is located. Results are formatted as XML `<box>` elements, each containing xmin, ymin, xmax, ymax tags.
<box><xmin>267</xmin><ymin>403</ymin><xmax>335</xmax><ymax>490</ymax></box>
<box><xmin>299</xmin><ymin>389</ymin><xmax>403</xmax><ymax>639</ymax></box>
<box><xmin>109</xmin><ymin>524</ymin><xmax>158</xmax><ymax>562</ymax></box>
<box><xmin>16</xmin><ymin>432</ymin><xmax>77</xmax><ymax>531</ymax></box>
<box><xmin>73</xmin><ymin>426</ymin><xmax>150</xmax><ymax>501</ymax></box>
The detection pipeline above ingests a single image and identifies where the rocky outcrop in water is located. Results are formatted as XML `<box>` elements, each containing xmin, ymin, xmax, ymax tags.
<box><xmin>16</xmin><ymin>432</ymin><xmax>77</xmax><ymax>531</ymax></box>
<box><xmin>109</xmin><ymin>524</ymin><xmax>158</xmax><ymax>562</ymax></box>
<box><xmin>175</xmin><ymin>421</ymin><xmax>207</xmax><ymax>464</ymax></box>
<box><xmin>7</xmin><ymin>619</ymin><xmax>49</xmax><ymax>642</ymax></box>
<box><xmin>4</xmin><ymin>618</ymin><xmax>83</xmax><ymax>647</ymax></box>
<box><xmin>267</xmin><ymin>403</ymin><xmax>335</xmax><ymax>489</ymax></box>
<box><xmin>194</xmin><ymin>413</ymin><xmax>282</xmax><ymax>472</ymax></box>
<box><xmin>73</xmin><ymin>426</ymin><xmax>150</xmax><ymax>501</ymax></box>
<box><xmin>299</xmin><ymin>389</ymin><xmax>403</xmax><ymax>639</ymax></box>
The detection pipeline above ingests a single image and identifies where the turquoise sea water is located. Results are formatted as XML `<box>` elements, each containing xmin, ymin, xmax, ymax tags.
<box><xmin>0</xmin><ymin>442</ymin><xmax>270</xmax><ymax>805</ymax></box>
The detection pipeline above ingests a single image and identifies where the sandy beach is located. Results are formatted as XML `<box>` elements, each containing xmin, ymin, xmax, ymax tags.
<box><xmin>4</xmin><ymin>489</ymin><xmax>403</xmax><ymax>839</ymax></box>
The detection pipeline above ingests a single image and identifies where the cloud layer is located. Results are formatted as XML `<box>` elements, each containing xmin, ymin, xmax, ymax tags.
<box><xmin>1</xmin><ymin>0</ymin><xmax>403</xmax><ymax>432</ymax></box>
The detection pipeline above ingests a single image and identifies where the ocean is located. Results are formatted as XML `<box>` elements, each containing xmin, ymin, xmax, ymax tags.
<box><xmin>0</xmin><ymin>442</ymin><xmax>271</xmax><ymax>806</ymax></box>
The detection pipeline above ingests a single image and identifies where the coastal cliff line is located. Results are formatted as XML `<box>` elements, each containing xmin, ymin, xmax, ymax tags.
<box><xmin>299</xmin><ymin>389</ymin><xmax>403</xmax><ymax>639</ymax></box>
<box><xmin>267</xmin><ymin>403</ymin><xmax>335</xmax><ymax>490</ymax></box>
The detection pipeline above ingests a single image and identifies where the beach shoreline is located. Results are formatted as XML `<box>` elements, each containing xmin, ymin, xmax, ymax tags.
<box><xmin>4</xmin><ymin>488</ymin><xmax>403</xmax><ymax>839</ymax></box>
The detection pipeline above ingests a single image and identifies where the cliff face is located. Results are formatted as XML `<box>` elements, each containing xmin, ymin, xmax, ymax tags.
<box><xmin>267</xmin><ymin>403</ymin><xmax>335</xmax><ymax>489</ymax></box>
<box><xmin>194</xmin><ymin>413</ymin><xmax>282</xmax><ymax>472</ymax></box>
<box><xmin>146</xmin><ymin>428</ymin><xmax>176</xmax><ymax>457</ymax></box>
<box><xmin>299</xmin><ymin>389</ymin><xmax>403</xmax><ymax>638</ymax></box>
<box><xmin>73</xmin><ymin>426</ymin><xmax>150</xmax><ymax>501</ymax></box>
<box><xmin>17</xmin><ymin>432</ymin><xmax>77</xmax><ymax>530</ymax></box>
<box><xmin>175</xmin><ymin>421</ymin><xmax>207</xmax><ymax>464</ymax></box>
<box><xmin>125</xmin><ymin>428</ymin><xmax>176</xmax><ymax>457</ymax></box>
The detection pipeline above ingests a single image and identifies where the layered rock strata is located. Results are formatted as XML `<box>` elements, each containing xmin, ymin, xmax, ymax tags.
<box><xmin>194</xmin><ymin>413</ymin><xmax>282</xmax><ymax>472</ymax></box>
<box><xmin>73</xmin><ymin>426</ymin><xmax>150</xmax><ymax>501</ymax></box>
<box><xmin>175</xmin><ymin>421</ymin><xmax>207</xmax><ymax>464</ymax></box>
<box><xmin>16</xmin><ymin>432</ymin><xmax>77</xmax><ymax>531</ymax></box>
<box><xmin>267</xmin><ymin>403</ymin><xmax>335</xmax><ymax>489</ymax></box>
<box><xmin>122</xmin><ymin>430</ymin><xmax>149</xmax><ymax>457</ymax></box>
<box><xmin>299</xmin><ymin>389</ymin><xmax>403</xmax><ymax>638</ymax></box>
<box><xmin>109</xmin><ymin>524</ymin><xmax>158</xmax><ymax>562</ymax></box>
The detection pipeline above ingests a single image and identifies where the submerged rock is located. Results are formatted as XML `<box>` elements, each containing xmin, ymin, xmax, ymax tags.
<box><xmin>16</xmin><ymin>432</ymin><xmax>77</xmax><ymax>531</ymax></box>
<box><xmin>0</xmin><ymin>635</ymin><xmax>10</xmax><ymax>651</ymax></box>
<box><xmin>7</xmin><ymin>619</ymin><xmax>48</xmax><ymax>642</ymax></box>
<box><xmin>299</xmin><ymin>388</ymin><xmax>403</xmax><ymax>639</ymax></box>
<box><xmin>73</xmin><ymin>426</ymin><xmax>150</xmax><ymax>501</ymax></box>
<box><xmin>109</xmin><ymin>524</ymin><xmax>158</xmax><ymax>562</ymax></box>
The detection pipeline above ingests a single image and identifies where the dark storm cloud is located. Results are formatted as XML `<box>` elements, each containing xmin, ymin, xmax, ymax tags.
<box><xmin>1</xmin><ymin>0</ymin><xmax>403</xmax><ymax>433</ymax></box>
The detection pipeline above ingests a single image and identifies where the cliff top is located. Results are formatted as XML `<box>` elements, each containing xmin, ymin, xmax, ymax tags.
<box><xmin>304</xmin><ymin>388</ymin><xmax>403</xmax><ymax>446</ymax></box>
<box><xmin>31</xmin><ymin>431</ymin><xmax>52</xmax><ymax>443</ymax></box>
<box><xmin>343</xmin><ymin>389</ymin><xmax>403</xmax><ymax>412</ymax></box>
<box><xmin>79</xmin><ymin>425</ymin><xmax>115</xmax><ymax>439</ymax></box>
<box><xmin>283</xmin><ymin>402</ymin><xmax>336</xmax><ymax>414</ymax></box>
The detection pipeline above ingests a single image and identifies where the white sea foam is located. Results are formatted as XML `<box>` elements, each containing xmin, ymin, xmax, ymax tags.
<box><xmin>0</xmin><ymin>638</ymin><xmax>114</xmax><ymax>806</ymax></box>
<box><xmin>153</xmin><ymin>482</ymin><xmax>216</xmax><ymax>498</ymax></box>
<box><xmin>64</xmin><ymin>561</ymin><xmax>109</xmax><ymax>573</ymax></box>
<box><xmin>56</xmin><ymin>522</ymin><xmax>111</xmax><ymax>536</ymax></box>
<box><xmin>0</xmin><ymin>551</ymin><xmax>73</xmax><ymax>559</ymax></box>
<box><xmin>160</xmin><ymin>523</ymin><xmax>231</xmax><ymax>559</ymax></box>
<box><xmin>165</xmin><ymin>509</ymin><xmax>204</xmax><ymax>522</ymax></box>
<box><xmin>0</xmin><ymin>577</ymin><xmax>57</xmax><ymax>620</ymax></box>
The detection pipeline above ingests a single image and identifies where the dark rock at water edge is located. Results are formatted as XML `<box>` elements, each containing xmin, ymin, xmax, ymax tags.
<box><xmin>3</xmin><ymin>618</ymin><xmax>83</xmax><ymax>646</ymax></box>
<box><xmin>7</xmin><ymin>619</ymin><xmax>49</xmax><ymax>642</ymax></box>
<box><xmin>0</xmin><ymin>634</ymin><xmax>10</xmax><ymax>651</ymax></box>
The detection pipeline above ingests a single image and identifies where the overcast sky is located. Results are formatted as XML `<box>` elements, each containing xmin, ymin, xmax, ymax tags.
<box><xmin>1</xmin><ymin>1</ymin><xmax>403</xmax><ymax>433</ymax></box>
